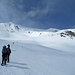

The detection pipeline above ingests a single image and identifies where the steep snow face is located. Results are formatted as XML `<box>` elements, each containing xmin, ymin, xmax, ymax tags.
<box><xmin>0</xmin><ymin>22</ymin><xmax>27</xmax><ymax>40</ymax></box>
<box><xmin>0</xmin><ymin>22</ymin><xmax>20</xmax><ymax>32</ymax></box>
<box><xmin>0</xmin><ymin>22</ymin><xmax>20</xmax><ymax>39</ymax></box>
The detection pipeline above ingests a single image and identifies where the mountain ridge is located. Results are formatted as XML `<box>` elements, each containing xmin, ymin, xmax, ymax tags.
<box><xmin>0</xmin><ymin>22</ymin><xmax>75</xmax><ymax>40</ymax></box>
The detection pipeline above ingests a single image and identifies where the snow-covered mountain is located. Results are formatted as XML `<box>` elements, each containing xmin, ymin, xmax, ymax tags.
<box><xmin>0</xmin><ymin>22</ymin><xmax>75</xmax><ymax>51</ymax></box>
<box><xmin>0</xmin><ymin>23</ymin><xmax>75</xmax><ymax>75</ymax></box>
<box><xmin>0</xmin><ymin>22</ymin><xmax>20</xmax><ymax>32</ymax></box>
<box><xmin>0</xmin><ymin>22</ymin><xmax>75</xmax><ymax>38</ymax></box>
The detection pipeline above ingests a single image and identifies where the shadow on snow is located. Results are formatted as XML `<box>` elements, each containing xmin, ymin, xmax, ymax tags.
<box><xmin>10</xmin><ymin>61</ymin><xmax>27</xmax><ymax>65</ymax></box>
<box><xmin>6</xmin><ymin>65</ymin><xmax>29</xmax><ymax>69</ymax></box>
<box><xmin>6</xmin><ymin>61</ymin><xmax>29</xmax><ymax>69</ymax></box>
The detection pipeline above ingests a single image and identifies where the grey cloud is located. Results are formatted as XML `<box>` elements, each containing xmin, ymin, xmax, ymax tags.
<box><xmin>0</xmin><ymin>0</ymin><xmax>24</xmax><ymax>22</ymax></box>
<box><xmin>25</xmin><ymin>0</ymin><xmax>60</xmax><ymax>18</ymax></box>
<box><xmin>0</xmin><ymin>0</ymin><xmax>59</xmax><ymax>22</ymax></box>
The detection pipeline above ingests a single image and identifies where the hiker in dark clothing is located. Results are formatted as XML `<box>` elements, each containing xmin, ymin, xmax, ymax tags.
<box><xmin>6</xmin><ymin>44</ymin><xmax>11</xmax><ymax>63</ymax></box>
<box><xmin>1</xmin><ymin>46</ymin><xmax>7</xmax><ymax>65</ymax></box>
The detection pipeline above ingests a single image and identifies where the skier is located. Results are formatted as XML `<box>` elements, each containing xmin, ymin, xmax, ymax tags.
<box><xmin>1</xmin><ymin>45</ymin><xmax>7</xmax><ymax>66</ymax></box>
<box><xmin>6</xmin><ymin>44</ymin><xmax>11</xmax><ymax>63</ymax></box>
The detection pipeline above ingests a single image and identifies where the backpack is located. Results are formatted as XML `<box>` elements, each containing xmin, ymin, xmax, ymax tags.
<box><xmin>2</xmin><ymin>46</ymin><xmax>7</xmax><ymax>54</ymax></box>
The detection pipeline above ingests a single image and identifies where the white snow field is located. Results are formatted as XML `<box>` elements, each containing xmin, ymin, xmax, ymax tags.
<box><xmin>0</xmin><ymin>23</ymin><xmax>75</xmax><ymax>75</ymax></box>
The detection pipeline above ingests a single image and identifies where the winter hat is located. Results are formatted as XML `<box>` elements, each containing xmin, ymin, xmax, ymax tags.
<box><xmin>7</xmin><ymin>44</ymin><xmax>10</xmax><ymax>47</ymax></box>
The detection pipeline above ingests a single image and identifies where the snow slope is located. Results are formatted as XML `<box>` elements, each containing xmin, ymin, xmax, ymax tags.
<box><xmin>0</xmin><ymin>40</ymin><xmax>75</xmax><ymax>75</ymax></box>
<box><xmin>0</xmin><ymin>23</ymin><xmax>75</xmax><ymax>75</ymax></box>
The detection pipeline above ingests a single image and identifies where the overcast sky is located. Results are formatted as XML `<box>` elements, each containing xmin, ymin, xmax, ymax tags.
<box><xmin>0</xmin><ymin>0</ymin><xmax>75</xmax><ymax>29</ymax></box>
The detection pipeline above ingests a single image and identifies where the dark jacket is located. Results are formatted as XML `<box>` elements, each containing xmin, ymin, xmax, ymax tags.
<box><xmin>6</xmin><ymin>47</ymin><xmax>11</xmax><ymax>54</ymax></box>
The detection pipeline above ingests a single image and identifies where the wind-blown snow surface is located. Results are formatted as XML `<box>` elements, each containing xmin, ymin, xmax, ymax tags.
<box><xmin>0</xmin><ymin>23</ymin><xmax>75</xmax><ymax>75</ymax></box>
